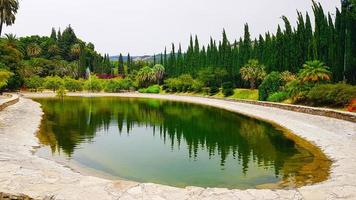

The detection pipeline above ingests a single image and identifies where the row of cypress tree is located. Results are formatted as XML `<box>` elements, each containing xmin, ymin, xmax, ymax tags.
<box><xmin>160</xmin><ymin>1</ymin><xmax>356</xmax><ymax>86</ymax></box>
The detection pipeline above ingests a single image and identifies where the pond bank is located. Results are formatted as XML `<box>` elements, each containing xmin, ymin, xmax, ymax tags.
<box><xmin>0</xmin><ymin>93</ymin><xmax>355</xmax><ymax>199</ymax></box>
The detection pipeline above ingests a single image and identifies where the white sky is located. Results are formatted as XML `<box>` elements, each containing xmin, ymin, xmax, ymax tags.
<box><xmin>4</xmin><ymin>0</ymin><xmax>340</xmax><ymax>56</ymax></box>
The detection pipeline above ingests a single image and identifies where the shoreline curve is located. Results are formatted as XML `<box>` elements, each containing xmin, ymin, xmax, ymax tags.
<box><xmin>0</xmin><ymin>93</ymin><xmax>355</xmax><ymax>199</ymax></box>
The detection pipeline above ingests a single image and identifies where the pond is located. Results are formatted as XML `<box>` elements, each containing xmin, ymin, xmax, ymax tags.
<box><xmin>34</xmin><ymin>97</ymin><xmax>330</xmax><ymax>189</ymax></box>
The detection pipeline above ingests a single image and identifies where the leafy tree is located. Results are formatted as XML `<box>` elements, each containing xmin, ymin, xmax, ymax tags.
<box><xmin>258</xmin><ymin>72</ymin><xmax>284</xmax><ymax>101</ymax></box>
<box><xmin>240</xmin><ymin>59</ymin><xmax>266</xmax><ymax>89</ymax></box>
<box><xmin>0</xmin><ymin>0</ymin><xmax>19</xmax><ymax>36</ymax></box>
<box><xmin>298</xmin><ymin>60</ymin><xmax>332</xmax><ymax>83</ymax></box>
<box><xmin>27</xmin><ymin>43</ymin><xmax>42</xmax><ymax>57</ymax></box>
<box><xmin>152</xmin><ymin>64</ymin><xmax>165</xmax><ymax>84</ymax></box>
<box><xmin>136</xmin><ymin>66</ymin><xmax>156</xmax><ymax>88</ymax></box>
<box><xmin>0</xmin><ymin>69</ymin><xmax>13</xmax><ymax>92</ymax></box>
<box><xmin>44</xmin><ymin>76</ymin><xmax>64</xmax><ymax>92</ymax></box>
<box><xmin>24</xmin><ymin>76</ymin><xmax>43</xmax><ymax>91</ymax></box>
<box><xmin>64</xmin><ymin>77</ymin><xmax>83</xmax><ymax>92</ymax></box>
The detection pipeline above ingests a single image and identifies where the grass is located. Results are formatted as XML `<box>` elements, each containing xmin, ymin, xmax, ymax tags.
<box><xmin>160</xmin><ymin>88</ymin><xmax>259</xmax><ymax>101</ymax></box>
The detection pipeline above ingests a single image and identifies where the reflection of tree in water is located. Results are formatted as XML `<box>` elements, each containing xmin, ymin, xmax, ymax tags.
<box><xmin>36</xmin><ymin>97</ymin><xmax>308</xmax><ymax>176</ymax></box>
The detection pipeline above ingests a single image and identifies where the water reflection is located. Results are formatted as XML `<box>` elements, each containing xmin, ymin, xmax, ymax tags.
<box><xmin>35</xmin><ymin>97</ymin><xmax>324</xmax><ymax>188</ymax></box>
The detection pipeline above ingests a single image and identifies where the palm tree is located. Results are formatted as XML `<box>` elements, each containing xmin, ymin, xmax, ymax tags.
<box><xmin>136</xmin><ymin>66</ymin><xmax>156</xmax><ymax>87</ymax></box>
<box><xmin>26</xmin><ymin>43</ymin><xmax>42</xmax><ymax>57</ymax></box>
<box><xmin>240</xmin><ymin>59</ymin><xmax>266</xmax><ymax>89</ymax></box>
<box><xmin>0</xmin><ymin>0</ymin><xmax>19</xmax><ymax>36</ymax></box>
<box><xmin>298</xmin><ymin>60</ymin><xmax>332</xmax><ymax>83</ymax></box>
<box><xmin>152</xmin><ymin>64</ymin><xmax>165</xmax><ymax>84</ymax></box>
<box><xmin>48</xmin><ymin>44</ymin><xmax>60</xmax><ymax>57</ymax></box>
<box><xmin>4</xmin><ymin>33</ymin><xmax>16</xmax><ymax>46</ymax></box>
<box><xmin>70</xmin><ymin>43</ymin><xmax>81</xmax><ymax>59</ymax></box>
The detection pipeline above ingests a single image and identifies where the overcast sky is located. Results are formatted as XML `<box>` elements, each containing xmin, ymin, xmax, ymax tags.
<box><xmin>4</xmin><ymin>0</ymin><xmax>340</xmax><ymax>56</ymax></box>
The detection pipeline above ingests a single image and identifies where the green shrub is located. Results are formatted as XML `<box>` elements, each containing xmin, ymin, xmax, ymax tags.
<box><xmin>209</xmin><ymin>86</ymin><xmax>219</xmax><ymax>96</ymax></box>
<box><xmin>286</xmin><ymin>80</ymin><xmax>314</xmax><ymax>103</ymax></box>
<box><xmin>64</xmin><ymin>77</ymin><xmax>83</xmax><ymax>92</ymax></box>
<box><xmin>258</xmin><ymin>72</ymin><xmax>283</xmax><ymax>101</ymax></box>
<box><xmin>84</xmin><ymin>75</ymin><xmax>103</xmax><ymax>92</ymax></box>
<box><xmin>164</xmin><ymin>78</ymin><xmax>179</xmax><ymax>93</ymax></box>
<box><xmin>44</xmin><ymin>76</ymin><xmax>64</xmax><ymax>92</ymax></box>
<box><xmin>267</xmin><ymin>91</ymin><xmax>289</xmax><ymax>102</ymax></box>
<box><xmin>177</xmin><ymin>74</ymin><xmax>194</xmax><ymax>92</ymax></box>
<box><xmin>163</xmin><ymin>74</ymin><xmax>196</xmax><ymax>93</ymax></box>
<box><xmin>222</xmin><ymin>82</ymin><xmax>234</xmax><ymax>97</ymax></box>
<box><xmin>104</xmin><ymin>78</ymin><xmax>133</xmax><ymax>93</ymax></box>
<box><xmin>138</xmin><ymin>85</ymin><xmax>160</xmax><ymax>94</ymax></box>
<box><xmin>56</xmin><ymin>86</ymin><xmax>67</xmax><ymax>98</ymax></box>
<box><xmin>192</xmin><ymin>80</ymin><xmax>204</xmax><ymax>92</ymax></box>
<box><xmin>307</xmin><ymin>84</ymin><xmax>356</xmax><ymax>107</ymax></box>
<box><xmin>25</xmin><ymin>76</ymin><xmax>43</xmax><ymax>92</ymax></box>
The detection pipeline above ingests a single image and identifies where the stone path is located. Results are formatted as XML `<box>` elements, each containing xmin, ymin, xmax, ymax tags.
<box><xmin>0</xmin><ymin>94</ymin><xmax>355</xmax><ymax>200</ymax></box>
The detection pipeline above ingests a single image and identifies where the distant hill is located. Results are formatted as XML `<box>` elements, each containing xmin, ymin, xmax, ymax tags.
<box><xmin>110</xmin><ymin>54</ymin><xmax>163</xmax><ymax>62</ymax></box>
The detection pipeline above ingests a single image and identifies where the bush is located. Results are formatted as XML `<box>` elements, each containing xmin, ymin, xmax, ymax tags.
<box><xmin>307</xmin><ymin>84</ymin><xmax>356</xmax><ymax>107</ymax></box>
<box><xmin>64</xmin><ymin>77</ymin><xmax>83</xmax><ymax>92</ymax></box>
<box><xmin>164</xmin><ymin>74</ymin><xmax>196</xmax><ymax>93</ymax></box>
<box><xmin>286</xmin><ymin>80</ymin><xmax>314</xmax><ymax>103</ymax></box>
<box><xmin>25</xmin><ymin>76</ymin><xmax>43</xmax><ymax>92</ymax></box>
<box><xmin>56</xmin><ymin>86</ymin><xmax>67</xmax><ymax>98</ymax></box>
<box><xmin>84</xmin><ymin>75</ymin><xmax>103</xmax><ymax>92</ymax></box>
<box><xmin>209</xmin><ymin>86</ymin><xmax>219</xmax><ymax>96</ymax></box>
<box><xmin>191</xmin><ymin>80</ymin><xmax>204</xmax><ymax>92</ymax></box>
<box><xmin>258</xmin><ymin>72</ymin><xmax>283</xmax><ymax>101</ymax></box>
<box><xmin>138</xmin><ymin>85</ymin><xmax>160</xmax><ymax>94</ymax></box>
<box><xmin>44</xmin><ymin>76</ymin><xmax>64</xmax><ymax>92</ymax></box>
<box><xmin>267</xmin><ymin>91</ymin><xmax>289</xmax><ymax>102</ymax></box>
<box><xmin>104</xmin><ymin>78</ymin><xmax>133</xmax><ymax>93</ymax></box>
<box><xmin>222</xmin><ymin>82</ymin><xmax>234</xmax><ymax>97</ymax></box>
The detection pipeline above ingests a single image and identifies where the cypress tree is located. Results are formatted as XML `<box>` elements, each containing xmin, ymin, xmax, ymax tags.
<box><xmin>118</xmin><ymin>53</ymin><xmax>124</xmax><ymax>75</ymax></box>
<box><xmin>50</xmin><ymin>28</ymin><xmax>57</xmax><ymax>41</ymax></box>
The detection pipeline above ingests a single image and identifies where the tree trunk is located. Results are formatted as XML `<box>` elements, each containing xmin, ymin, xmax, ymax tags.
<box><xmin>0</xmin><ymin>19</ymin><xmax>3</xmax><ymax>37</ymax></box>
<box><xmin>250</xmin><ymin>79</ymin><xmax>255</xmax><ymax>89</ymax></box>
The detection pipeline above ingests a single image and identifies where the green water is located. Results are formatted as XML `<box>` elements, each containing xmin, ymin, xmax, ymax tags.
<box><xmin>34</xmin><ymin>97</ymin><xmax>317</xmax><ymax>189</ymax></box>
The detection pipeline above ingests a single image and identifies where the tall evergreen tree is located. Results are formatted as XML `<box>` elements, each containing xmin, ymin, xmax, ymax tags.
<box><xmin>118</xmin><ymin>53</ymin><xmax>124</xmax><ymax>75</ymax></box>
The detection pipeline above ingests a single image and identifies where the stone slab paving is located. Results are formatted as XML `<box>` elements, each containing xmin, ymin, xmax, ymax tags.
<box><xmin>0</xmin><ymin>94</ymin><xmax>355</xmax><ymax>200</ymax></box>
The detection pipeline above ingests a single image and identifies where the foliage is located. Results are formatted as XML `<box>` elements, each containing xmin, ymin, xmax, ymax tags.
<box><xmin>104</xmin><ymin>78</ymin><xmax>133</xmax><ymax>93</ymax></box>
<box><xmin>84</xmin><ymin>75</ymin><xmax>103</xmax><ymax>92</ymax></box>
<box><xmin>298</xmin><ymin>60</ymin><xmax>332</xmax><ymax>83</ymax></box>
<box><xmin>164</xmin><ymin>74</ymin><xmax>203</xmax><ymax>93</ymax></box>
<box><xmin>191</xmin><ymin>80</ymin><xmax>204</xmax><ymax>92</ymax></box>
<box><xmin>258</xmin><ymin>72</ymin><xmax>284</xmax><ymax>101</ymax></box>
<box><xmin>24</xmin><ymin>76</ymin><xmax>43</xmax><ymax>91</ymax></box>
<box><xmin>209</xmin><ymin>86</ymin><xmax>219</xmax><ymax>96</ymax></box>
<box><xmin>64</xmin><ymin>77</ymin><xmax>83</xmax><ymax>92</ymax></box>
<box><xmin>222</xmin><ymin>82</ymin><xmax>234</xmax><ymax>97</ymax></box>
<box><xmin>44</xmin><ymin>76</ymin><xmax>63</xmax><ymax>92</ymax></box>
<box><xmin>267</xmin><ymin>92</ymin><xmax>289</xmax><ymax>102</ymax></box>
<box><xmin>159</xmin><ymin>2</ymin><xmax>356</xmax><ymax>85</ymax></box>
<box><xmin>138</xmin><ymin>85</ymin><xmax>160</xmax><ymax>94</ymax></box>
<box><xmin>0</xmin><ymin>0</ymin><xmax>19</xmax><ymax>36</ymax></box>
<box><xmin>152</xmin><ymin>64</ymin><xmax>165</xmax><ymax>84</ymax></box>
<box><xmin>0</xmin><ymin>69</ymin><xmax>13</xmax><ymax>89</ymax></box>
<box><xmin>240</xmin><ymin>59</ymin><xmax>266</xmax><ymax>89</ymax></box>
<box><xmin>197</xmin><ymin>68</ymin><xmax>227</xmax><ymax>87</ymax></box>
<box><xmin>136</xmin><ymin>66</ymin><xmax>156</xmax><ymax>88</ymax></box>
<box><xmin>286</xmin><ymin>80</ymin><xmax>314</xmax><ymax>103</ymax></box>
<box><xmin>56</xmin><ymin>86</ymin><xmax>67</xmax><ymax>98</ymax></box>
<box><xmin>307</xmin><ymin>84</ymin><xmax>356</xmax><ymax>107</ymax></box>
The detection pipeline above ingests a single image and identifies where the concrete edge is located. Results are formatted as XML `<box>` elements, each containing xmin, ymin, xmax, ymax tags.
<box><xmin>180</xmin><ymin>94</ymin><xmax>356</xmax><ymax>123</ymax></box>
<box><xmin>0</xmin><ymin>94</ymin><xmax>20</xmax><ymax>111</ymax></box>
